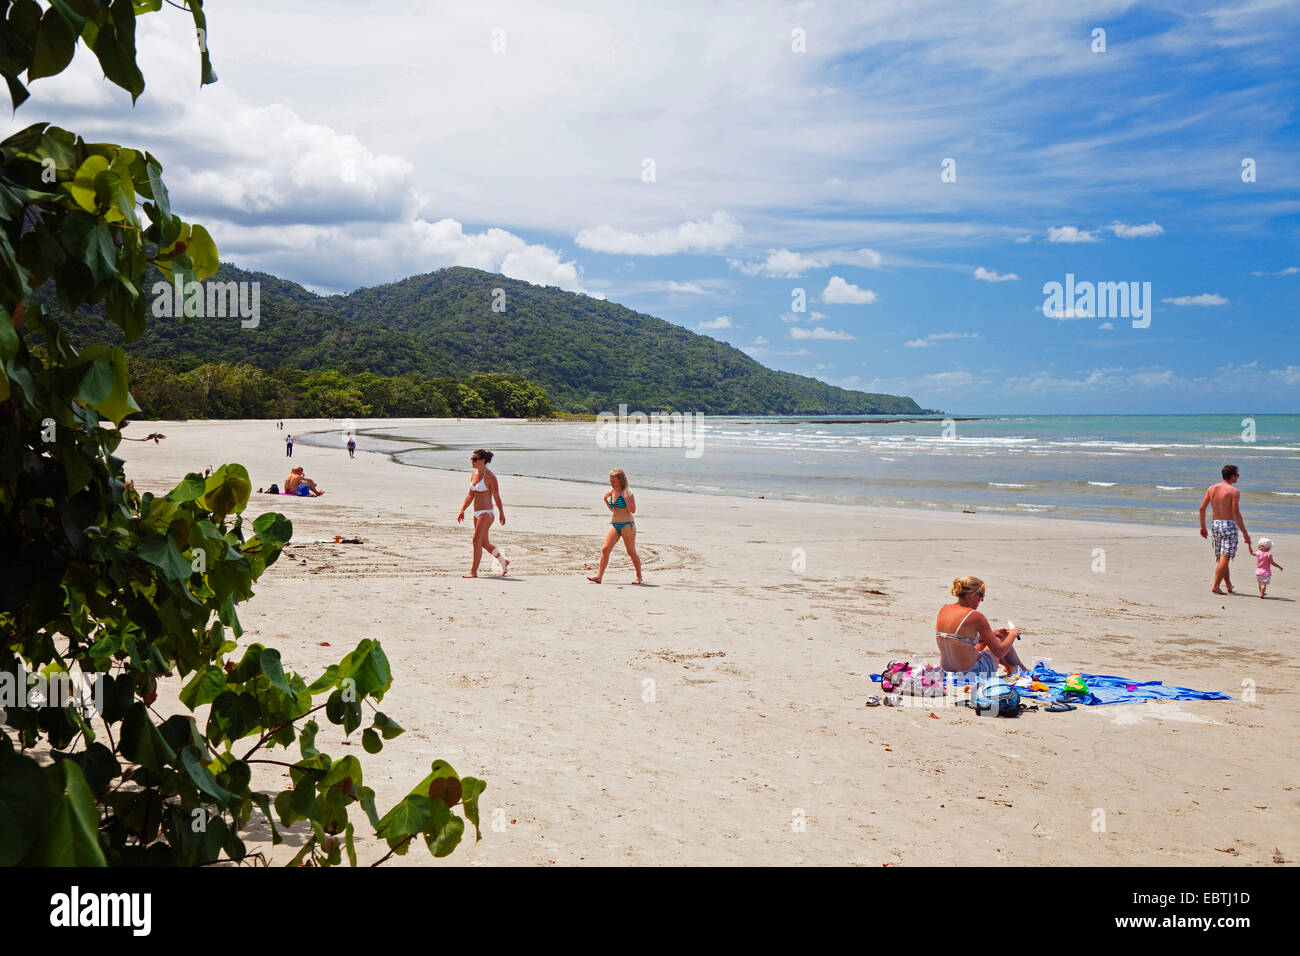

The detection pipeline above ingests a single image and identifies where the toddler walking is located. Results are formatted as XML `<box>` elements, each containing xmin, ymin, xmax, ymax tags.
<box><xmin>1250</xmin><ymin>538</ymin><xmax>1283</xmax><ymax>598</ymax></box>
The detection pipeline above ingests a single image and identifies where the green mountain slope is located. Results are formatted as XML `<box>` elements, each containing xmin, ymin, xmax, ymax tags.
<box><xmin>46</xmin><ymin>264</ymin><xmax>927</xmax><ymax>415</ymax></box>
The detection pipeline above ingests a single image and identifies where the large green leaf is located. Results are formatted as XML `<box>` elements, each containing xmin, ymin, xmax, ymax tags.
<box><xmin>119</xmin><ymin>702</ymin><xmax>177</xmax><ymax>775</ymax></box>
<box><xmin>61</xmin><ymin>208</ymin><xmax>117</xmax><ymax>281</ymax></box>
<box><xmin>377</xmin><ymin>794</ymin><xmax>430</xmax><ymax>847</ymax></box>
<box><xmin>187</xmin><ymin>222</ymin><xmax>218</xmax><ymax>279</ymax></box>
<box><xmin>370</xmin><ymin>711</ymin><xmax>404</xmax><ymax>740</ymax></box>
<box><xmin>145</xmin><ymin>158</ymin><xmax>171</xmax><ymax>221</ymax></box>
<box><xmin>200</xmin><ymin>464</ymin><xmax>252</xmax><ymax>520</ymax></box>
<box><xmin>165</xmin><ymin>473</ymin><xmax>208</xmax><ymax>502</ymax></box>
<box><xmin>28</xmin><ymin>4</ymin><xmax>76</xmax><ymax>80</ymax></box>
<box><xmin>258</xmin><ymin>647</ymin><xmax>294</xmax><ymax>699</ymax></box>
<box><xmin>179</xmin><ymin>664</ymin><xmax>226</xmax><ymax>710</ymax></box>
<box><xmin>22</xmin><ymin>760</ymin><xmax>107</xmax><ymax>866</ymax></box>
<box><xmin>339</xmin><ymin>639</ymin><xmax>393</xmax><ymax>701</ymax></box>
<box><xmin>0</xmin><ymin>753</ymin><xmax>49</xmax><ymax>865</ymax></box>
<box><xmin>205</xmin><ymin>691</ymin><xmax>263</xmax><ymax>744</ymax></box>
<box><xmin>460</xmin><ymin>776</ymin><xmax>487</xmax><ymax>840</ymax></box>
<box><xmin>137</xmin><ymin>533</ymin><xmax>194</xmax><ymax>582</ymax></box>
<box><xmin>180</xmin><ymin>745</ymin><xmax>233</xmax><ymax>806</ymax></box>
<box><xmin>91</xmin><ymin>0</ymin><xmax>145</xmax><ymax>103</ymax></box>
<box><xmin>423</xmin><ymin>799</ymin><xmax>465</xmax><ymax>858</ymax></box>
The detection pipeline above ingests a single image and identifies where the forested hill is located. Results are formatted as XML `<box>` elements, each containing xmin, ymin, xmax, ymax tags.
<box><xmin>50</xmin><ymin>264</ymin><xmax>928</xmax><ymax>415</ymax></box>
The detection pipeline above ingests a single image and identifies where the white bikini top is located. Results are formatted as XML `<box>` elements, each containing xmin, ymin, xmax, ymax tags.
<box><xmin>936</xmin><ymin>609</ymin><xmax>979</xmax><ymax>646</ymax></box>
<box><xmin>470</xmin><ymin>473</ymin><xmax>488</xmax><ymax>492</ymax></box>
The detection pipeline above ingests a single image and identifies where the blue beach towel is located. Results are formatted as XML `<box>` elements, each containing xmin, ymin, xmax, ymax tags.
<box><xmin>1017</xmin><ymin>664</ymin><xmax>1231</xmax><ymax>706</ymax></box>
<box><xmin>868</xmin><ymin>664</ymin><xmax>1232</xmax><ymax>706</ymax></box>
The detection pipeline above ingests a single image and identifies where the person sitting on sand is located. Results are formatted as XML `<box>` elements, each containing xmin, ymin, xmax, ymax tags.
<box><xmin>588</xmin><ymin>468</ymin><xmax>643</xmax><ymax>584</ymax></box>
<box><xmin>456</xmin><ymin>449</ymin><xmax>508</xmax><ymax>577</ymax></box>
<box><xmin>284</xmin><ymin>466</ymin><xmax>324</xmax><ymax>497</ymax></box>
<box><xmin>935</xmin><ymin>576</ymin><xmax>1027</xmax><ymax>678</ymax></box>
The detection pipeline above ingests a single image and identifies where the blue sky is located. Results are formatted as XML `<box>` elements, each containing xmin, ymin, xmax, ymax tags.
<box><xmin>8</xmin><ymin>0</ymin><xmax>1298</xmax><ymax>413</ymax></box>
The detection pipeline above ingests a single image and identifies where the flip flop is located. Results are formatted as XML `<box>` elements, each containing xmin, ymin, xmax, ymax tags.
<box><xmin>1045</xmin><ymin>701</ymin><xmax>1077</xmax><ymax>712</ymax></box>
<box><xmin>865</xmin><ymin>696</ymin><xmax>881</xmax><ymax>707</ymax></box>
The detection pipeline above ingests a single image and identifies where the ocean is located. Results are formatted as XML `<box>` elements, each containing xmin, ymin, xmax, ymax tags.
<box><xmin>298</xmin><ymin>415</ymin><xmax>1299</xmax><ymax>532</ymax></box>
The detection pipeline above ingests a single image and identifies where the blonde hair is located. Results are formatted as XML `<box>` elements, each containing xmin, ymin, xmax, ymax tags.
<box><xmin>609</xmin><ymin>468</ymin><xmax>629</xmax><ymax>490</ymax></box>
<box><xmin>951</xmin><ymin>576</ymin><xmax>986</xmax><ymax>599</ymax></box>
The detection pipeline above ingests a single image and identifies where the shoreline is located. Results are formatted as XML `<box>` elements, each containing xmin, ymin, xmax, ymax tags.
<box><xmin>284</xmin><ymin>421</ymin><xmax>1289</xmax><ymax>535</ymax></box>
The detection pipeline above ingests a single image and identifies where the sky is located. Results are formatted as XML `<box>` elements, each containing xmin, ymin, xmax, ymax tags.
<box><xmin>10</xmin><ymin>0</ymin><xmax>1299</xmax><ymax>413</ymax></box>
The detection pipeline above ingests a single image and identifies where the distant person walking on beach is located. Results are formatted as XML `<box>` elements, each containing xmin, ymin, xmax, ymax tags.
<box><xmin>285</xmin><ymin>434</ymin><xmax>293</xmax><ymax>457</ymax></box>
<box><xmin>1199</xmin><ymin>464</ymin><xmax>1251</xmax><ymax>594</ymax></box>
<box><xmin>347</xmin><ymin>437</ymin><xmax>356</xmax><ymax>458</ymax></box>
<box><xmin>457</xmin><ymin>449</ymin><xmax>508</xmax><ymax>577</ymax></box>
<box><xmin>1250</xmin><ymin>538</ymin><xmax>1283</xmax><ymax>599</ymax></box>
<box><xmin>588</xmin><ymin>468</ymin><xmax>643</xmax><ymax>585</ymax></box>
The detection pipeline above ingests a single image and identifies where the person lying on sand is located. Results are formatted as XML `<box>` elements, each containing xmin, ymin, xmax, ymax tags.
<box><xmin>935</xmin><ymin>576</ymin><xmax>1027</xmax><ymax>678</ymax></box>
<box><xmin>588</xmin><ymin>468</ymin><xmax>643</xmax><ymax>584</ymax></box>
<box><xmin>284</xmin><ymin>466</ymin><xmax>324</xmax><ymax>496</ymax></box>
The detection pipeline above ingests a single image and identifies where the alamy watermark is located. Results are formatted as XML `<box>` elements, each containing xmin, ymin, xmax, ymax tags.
<box><xmin>151</xmin><ymin>277</ymin><xmax>261</xmax><ymax>328</ymax></box>
<box><xmin>1042</xmin><ymin>273</ymin><xmax>1151</xmax><ymax>328</ymax></box>
<box><xmin>1</xmin><ymin>662</ymin><xmax>106</xmax><ymax>716</ymax></box>
<box><xmin>596</xmin><ymin>404</ymin><xmax>705</xmax><ymax>459</ymax></box>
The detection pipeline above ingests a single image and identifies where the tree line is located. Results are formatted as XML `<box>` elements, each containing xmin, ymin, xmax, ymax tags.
<box><xmin>127</xmin><ymin>360</ymin><xmax>554</xmax><ymax>419</ymax></box>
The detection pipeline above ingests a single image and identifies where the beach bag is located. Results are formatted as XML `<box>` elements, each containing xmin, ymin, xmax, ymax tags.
<box><xmin>899</xmin><ymin>665</ymin><xmax>947</xmax><ymax>697</ymax></box>
<box><xmin>972</xmin><ymin>677</ymin><xmax>1021</xmax><ymax>717</ymax></box>
<box><xmin>880</xmin><ymin>660</ymin><xmax>911</xmax><ymax>693</ymax></box>
<box><xmin>296</xmin><ymin>484</ymin><xmax>311</xmax><ymax>496</ymax></box>
<box><xmin>267</xmin><ymin>483</ymin><xmax>279</xmax><ymax>494</ymax></box>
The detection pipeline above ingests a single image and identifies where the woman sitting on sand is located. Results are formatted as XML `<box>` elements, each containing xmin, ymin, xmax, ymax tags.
<box><xmin>588</xmin><ymin>468</ymin><xmax>643</xmax><ymax>585</ymax></box>
<box><xmin>456</xmin><ymin>449</ymin><xmax>508</xmax><ymax>577</ymax></box>
<box><xmin>935</xmin><ymin>576</ymin><xmax>1026</xmax><ymax>678</ymax></box>
<box><xmin>284</xmin><ymin>466</ymin><xmax>324</xmax><ymax>497</ymax></box>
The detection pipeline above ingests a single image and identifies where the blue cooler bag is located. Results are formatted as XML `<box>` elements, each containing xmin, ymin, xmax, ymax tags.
<box><xmin>972</xmin><ymin>677</ymin><xmax>1021</xmax><ymax>717</ymax></box>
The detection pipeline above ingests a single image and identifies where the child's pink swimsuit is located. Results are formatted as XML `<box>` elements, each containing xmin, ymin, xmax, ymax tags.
<box><xmin>1256</xmin><ymin>552</ymin><xmax>1275</xmax><ymax>580</ymax></box>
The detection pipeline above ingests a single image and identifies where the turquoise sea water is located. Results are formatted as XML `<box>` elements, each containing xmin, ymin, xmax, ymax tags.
<box><xmin>299</xmin><ymin>415</ymin><xmax>1300</xmax><ymax>531</ymax></box>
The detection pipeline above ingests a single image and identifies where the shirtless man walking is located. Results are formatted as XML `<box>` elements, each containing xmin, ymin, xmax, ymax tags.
<box><xmin>1199</xmin><ymin>464</ymin><xmax>1251</xmax><ymax>595</ymax></box>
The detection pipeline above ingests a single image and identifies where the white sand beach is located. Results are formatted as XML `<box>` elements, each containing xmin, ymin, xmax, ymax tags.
<box><xmin>118</xmin><ymin>419</ymin><xmax>1299</xmax><ymax>866</ymax></box>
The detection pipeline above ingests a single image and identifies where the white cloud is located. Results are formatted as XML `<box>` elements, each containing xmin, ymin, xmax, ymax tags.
<box><xmin>744</xmin><ymin>341</ymin><xmax>810</xmax><ymax>358</ymax></box>
<box><xmin>821</xmin><ymin>276</ymin><xmax>878</xmax><ymax>304</ymax></box>
<box><xmin>1163</xmin><ymin>293</ymin><xmax>1229</xmax><ymax>306</ymax></box>
<box><xmin>574</xmin><ymin>211</ymin><xmax>742</xmax><ymax>255</ymax></box>
<box><xmin>1098</xmin><ymin>322</ymin><xmax>1115</xmax><ymax>330</ymax></box>
<box><xmin>1107</xmin><ymin>221</ymin><xmax>1164</xmax><ymax>239</ymax></box>
<box><xmin>206</xmin><ymin>216</ymin><xmax>598</xmax><ymax>296</ymax></box>
<box><xmin>790</xmin><ymin>326</ymin><xmax>855</xmax><ymax>340</ymax></box>
<box><xmin>666</xmin><ymin>280</ymin><xmax>710</xmax><ymax>294</ymax></box>
<box><xmin>697</xmin><ymin>315</ymin><xmax>736</xmax><ymax>330</ymax></box>
<box><xmin>1271</xmin><ymin>366</ymin><xmax>1300</xmax><ymax>386</ymax></box>
<box><xmin>1013</xmin><ymin>235</ymin><xmax>1033</xmax><ymax>244</ymax></box>
<box><xmin>1250</xmin><ymin>266</ymin><xmax>1299</xmax><ymax>276</ymax></box>
<box><xmin>810</xmin><ymin>311</ymin><xmax>826</xmax><ymax>320</ymax></box>
<box><xmin>974</xmin><ymin>266</ymin><xmax>1018</xmax><ymax>282</ymax></box>
<box><xmin>728</xmin><ymin>247</ymin><xmax>881</xmax><ymax>277</ymax></box>
<box><xmin>906</xmin><ymin>332</ymin><xmax>980</xmax><ymax>347</ymax></box>
<box><xmin>1047</xmin><ymin>226</ymin><xmax>1101</xmax><ymax>244</ymax></box>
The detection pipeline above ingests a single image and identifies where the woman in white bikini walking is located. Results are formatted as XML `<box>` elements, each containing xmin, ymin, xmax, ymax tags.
<box><xmin>456</xmin><ymin>449</ymin><xmax>508</xmax><ymax>577</ymax></box>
